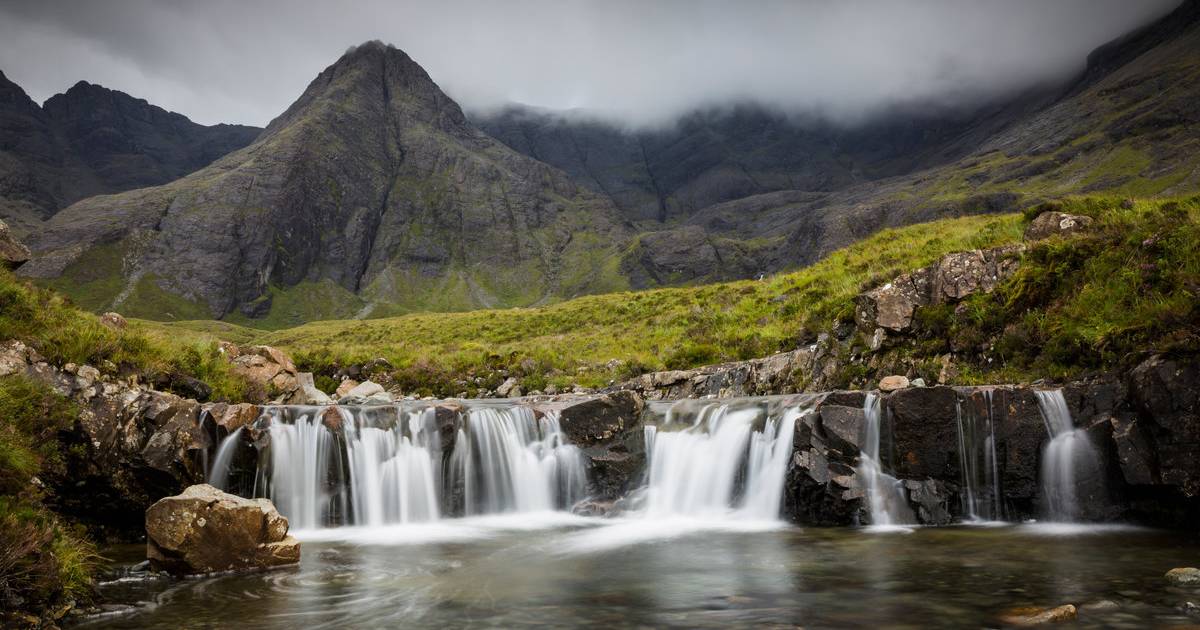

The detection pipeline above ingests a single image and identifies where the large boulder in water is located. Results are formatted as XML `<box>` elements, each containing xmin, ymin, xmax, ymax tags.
<box><xmin>146</xmin><ymin>484</ymin><xmax>300</xmax><ymax>575</ymax></box>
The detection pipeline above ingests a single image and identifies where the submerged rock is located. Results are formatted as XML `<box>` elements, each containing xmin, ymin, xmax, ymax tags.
<box><xmin>999</xmin><ymin>604</ymin><xmax>1077</xmax><ymax>626</ymax></box>
<box><xmin>1167</xmin><ymin>568</ymin><xmax>1200</xmax><ymax>586</ymax></box>
<box><xmin>145</xmin><ymin>484</ymin><xmax>300</xmax><ymax>576</ymax></box>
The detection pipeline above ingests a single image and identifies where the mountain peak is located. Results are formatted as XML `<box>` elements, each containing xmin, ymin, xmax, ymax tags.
<box><xmin>263</xmin><ymin>40</ymin><xmax>466</xmax><ymax>136</ymax></box>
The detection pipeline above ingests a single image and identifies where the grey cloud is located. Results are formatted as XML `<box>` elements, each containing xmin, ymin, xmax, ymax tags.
<box><xmin>0</xmin><ymin>0</ymin><xmax>1180</xmax><ymax>128</ymax></box>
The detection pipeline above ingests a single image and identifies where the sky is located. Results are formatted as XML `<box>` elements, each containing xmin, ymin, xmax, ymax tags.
<box><xmin>0</xmin><ymin>0</ymin><xmax>1181</xmax><ymax>129</ymax></box>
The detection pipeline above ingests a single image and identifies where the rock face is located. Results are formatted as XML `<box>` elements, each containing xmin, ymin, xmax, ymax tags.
<box><xmin>0</xmin><ymin>340</ymin><xmax>210</xmax><ymax>535</ymax></box>
<box><xmin>21</xmin><ymin>42</ymin><xmax>629</xmax><ymax>320</ymax></box>
<box><xmin>0</xmin><ymin>70</ymin><xmax>259</xmax><ymax>231</ymax></box>
<box><xmin>0</xmin><ymin>218</ymin><xmax>30</xmax><ymax>268</ymax></box>
<box><xmin>1024</xmin><ymin>210</ymin><xmax>1094</xmax><ymax>241</ymax></box>
<box><xmin>145</xmin><ymin>484</ymin><xmax>299</xmax><ymax>575</ymax></box>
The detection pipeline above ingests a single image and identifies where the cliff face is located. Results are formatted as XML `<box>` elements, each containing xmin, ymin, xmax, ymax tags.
<box><xmin>0</xmin><ymin>72</ymin><xmax>259</xmax><ymax>235</ymax></box>
<box><xmin>21</xmin><ymin>42</ymin><xmax>630</xmax><ymax>321</ymax></box>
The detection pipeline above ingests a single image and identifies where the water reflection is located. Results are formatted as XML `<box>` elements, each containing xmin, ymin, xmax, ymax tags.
<box><xmin>84</xmin><ymin>524</ymin><xmax>1200</xmax><ymax>629</ymax></box>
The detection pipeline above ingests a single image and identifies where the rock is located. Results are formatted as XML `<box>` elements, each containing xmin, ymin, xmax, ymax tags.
<box><xmin>228</xmin><ymin>345</ymin><xmax>300</xmax><ymax>402</ymax></box>
<box><xmin>287</xmin><ymin>372</ymin><xmax>332</xmax><ymax>405</ymax></box>
<box><xmin>99</xmin><ymin>311</ymin><xmax>128</xmax><ymax>330</ymax></box>
<box><xmin>1024</xmin><ymin>211</ymin><xmax>1094</xmax><ymax>241</ymax></box>
<box><xmin>0</xmin><ymin>218</ymin><xmax>31</xmax><ymax>269</ymax></box>
<box><xmin>911</xmin><ymin>378</ymin><xmax>926</xmax><ymax>387</ymax></box>
<box><xmin>879</xmin><ymin>375</ymin><xmax>910</xmax><ymax>392</ymax></box>
<box><xmin>335</xmin><ymin>379</ymin><xmax>360</xmax><ymax>398</ymax></box>
<box><xmin>999</xmin><ymin>604</ymin><xmax>1077</xmax><ymax>626</ymax></box>
<box><xmin>855</xmin><ymin>272</ymin><xmax>930</xmax><ymax>332</ymax></box>
<box><xmin>496</xmin><ymin>377</ymin><xmax>520</xmax><ymax>397</ymax></box>
<box><xmin>346</xmin><ymin>380</ymin><xmax>385</xmax><ymax>399</ymax></box>
<box><xmin>205</xmin><ymin>403</ymin><xmax>261</xmax><ymax>434</ymax></box>
<box><xmin>1167</xmin><ymin>568</ymin><xmax>1200</xmax><ymax>586</ymax></box>
<box><xmin>559</xmin><ymin>391</ymin><xmax>647</xmax><ymax>499</ymax></box>
<box><xmin>145</xmin><ymin>484</ymin><xmax>299</xmax><ymax>575</ymax></box>
<box><xmin>1079</xmin><ymin>599</ymin><xmax>1119</xmax><ymax>613</ymax></box>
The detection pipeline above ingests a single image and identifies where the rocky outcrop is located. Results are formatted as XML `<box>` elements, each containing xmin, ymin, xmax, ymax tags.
<box><xmin>0</xmin><ymin>218</ymin><xmax>30</xmax><ymax>268</ymax></box>
<box><xmin>0</xmin><ymin>340</ymin><xmax>209</xmax><ymax>536</ymax></box>
<box><xmin>145</xmin><ymin>484</ymin><xmax>299</xmax><ymax>575</ymax></box>
<box><xmin>854</xmin><ymin>244</ymin><xmax>1023</xmax><ymax>334</ymax></box>
<box><xmin>1024</xmin><ymin>210</ymin><xmax>1094</xmax><ymax>241</ymax></box>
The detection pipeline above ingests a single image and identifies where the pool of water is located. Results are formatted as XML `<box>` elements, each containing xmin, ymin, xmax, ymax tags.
<box><xmin>80</xmin><ymin>516</ymin><xmax>1200</xmax><ymax>629</ymax></box>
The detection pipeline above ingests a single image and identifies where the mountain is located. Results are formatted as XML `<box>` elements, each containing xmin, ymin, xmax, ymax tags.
<box><xmin>479</xmin><ymin>0</ymin><xmax>1200</xmax><ymax>288</ymax></box>
<box><xmin>0</xmin><ymin>72</ymin><xmax>260</xmax><ymax>235</ymax></box>
<box><xmin>20</xmin><ymin>42</ymin><xmax>630</xmax><ymax>324</ymax></box>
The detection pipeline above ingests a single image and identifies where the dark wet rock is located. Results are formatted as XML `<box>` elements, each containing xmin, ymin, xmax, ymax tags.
<box><xmin>152</xmin><ymin>371</ymin><xmax>213</xmax><ymax>402</ymax></box>
<box><xmin>905</xmin><ymin>478</ymin><xmax>955</xmax><ymax>525</ymax></box>
<box><xmin>146</xmin><ymin>484</ymin><xmax>299</xmax><ymax>576</ymax></box>
<box><xmin>1024</xmin><ymin>210</ymin><xmax>1094</xmax><ymax>241</ymax></box>
<box><xmin>559</xmin><ymin>391</ymin><xmax>647</xmax><ymax>499</ymax></box>
<box><xmin>1167</xmin><ymin>567</ymin><xmax>1200</xmax><ymax>586</ymax></box>
<box><xmin>886</xmin><ymin>386</ymin><xmax>961</xmax><ymax>480</ymax></box>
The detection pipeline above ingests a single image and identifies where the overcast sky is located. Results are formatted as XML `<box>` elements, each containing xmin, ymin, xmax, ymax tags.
<box><xmin>0</xmin><ymin>0</ymin><xmax>1181</xmax><ymax>129</ymax></box>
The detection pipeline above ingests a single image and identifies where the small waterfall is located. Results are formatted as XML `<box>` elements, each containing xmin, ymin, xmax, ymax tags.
<box><xmin>343</xmin><ymin>408</ymin><xmax>441</xmax><ymax>526</ymax></box>
<box><xmin>268</xmin><ymin>409</ymin><xmax>337</xmax><ymax>530</ymax></box>
<box><xmin>1036</xmin><ymin>390</ymin><xmax>1100</xmax><ymax>521</ymax></box>
<box><xmin>955</xmin><ymin>391</ymin><xmax>1004</xmax><ymax>522</ymax></box>
<box><xmin>640</xmin><ymin>400</ymin><xmax>799</xmax><ymax>519</ymax></box>
<box><xmin>859</xmin><ymin>393</ymin><xmax>915</xmax><ymax>526</ymax></box>
<box><xmin>207</xmin><ymin>426</ymin><xmax>244</xmax><ymax>492</ymax></box>
<box><xmin>451</xmin><ymin>407</ymin><xmax>587</xmax><ymax>515</ymax></box>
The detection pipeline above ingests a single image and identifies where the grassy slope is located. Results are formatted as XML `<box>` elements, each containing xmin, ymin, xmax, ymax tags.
<box><xmin>141</xmin><ymin>212</ymin><xmax>1026</xmax><ymax>393</ymax></box>
<box><xmin>144</xmin><ymin>196</ymin><xmax>1199</xmax><ymax>396</ymax></box>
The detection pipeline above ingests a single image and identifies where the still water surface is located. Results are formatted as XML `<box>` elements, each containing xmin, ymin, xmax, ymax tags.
<box><xmin>82</xmin><ymin>515</ymin><xmax>1200</xmax><ymax>629</ymax></box>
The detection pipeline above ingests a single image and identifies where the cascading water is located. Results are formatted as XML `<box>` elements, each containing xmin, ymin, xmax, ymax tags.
<box><xmin>450</xmin><ymin>407</ymin><xmax>587</xmax><ymax>515</ymax></box>
<box><xmin>246</xmin><ymin>403</ymin><xmax>587</xmax><ymax>529</ymax></box>
<box><xmin>207</xmin><ymin>426</ymin><xmax>244</xmax><ymax>492</ymax></box>
<box><xmin>859</xmin><ymin>392</ymin><xmax>915</xmax><ymax>526</ymax></box>
<box><xmin>955</xmin><ymin>391</ymin><xmax>1004</xmax><ymax>522</ymax></box>
<box><xmin>639</xmin><ymin>399</ymin><xmax>800</xmax><ymax>519</ymax></box>
<box><xmin>1036</xmin><ymin>389</ymin><xmax>1100</xmax><ymax>521</ymax></box>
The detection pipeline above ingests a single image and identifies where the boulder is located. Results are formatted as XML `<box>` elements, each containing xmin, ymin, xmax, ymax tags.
<box><xmin>145</xmin><ymin>484</ymin><xmax>300</xmax><ymax>575</ymax></box>
<box><xmin>227</xmin><ymin>345</ymin><xmax>300</xmax><ymax>402</ymax></box>
<box><xmin>1024</xmin><ymin>211</ymin><xmax>1094</xmax><ymax>241</ymax></box>
<box><xmin>335</xmin><ymin>379</ymin><xmax>360</xmax><ymax>398</ymax></box>
<box><xmin>879</xmin><ymin>375</ymin><xmax>910</xmax><ymax>392</ymax></box>
<box><xmin>999</xmin><ymin>604</ymin><xmax>1077</xmax><ymax>626</ymax></box>
<box><xmin>1167</xmin><ymin>567</ymin><xmax>1200</xmax><ymax>586</ymax></box>
<box><xmin>496</xmin><ymin>377</ymin><xmax>520</xmax><ymax>398</ymax></box>
<box><xmin>99</xmin><ymin>311</ymin><xmax>128</xmax><ymax>330</ymax></box>
<box><xmin>0</xmin><ymin>218</ymin><xmax>30</xmax><ymax>269</ymax></box>
<box><xmin>287</xmin><ymin>372</ymin><xmax>332</xmax><ymax>405</ymax></box>
<box><xmin>204</xmin><ymin>402</ymin><xmax>261</xmax><ymax>435</ymax></box>
<box><xmin>346</xmin><ymin>380</ymin><xmax>385</xmax><ymax>399</ymax></box>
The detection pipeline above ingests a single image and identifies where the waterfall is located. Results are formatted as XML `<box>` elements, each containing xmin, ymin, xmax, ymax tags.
<box><xmin>451</xmin><ymin>407</ymin><xmax>587</xmax><ymax>515</ymax></box>
<box><xmin>859</xmin><ymin>393</ymin><xmax>915</xmax><ymax>526</ymax></box>
<box><xmin>640</xmin><ymin>400</ymin><xmax>799</xmax><ymax>519</ymax></box>
<box><xmin>207</xmin><ymin>426</ymin><xmax>244</xmax><ymax>492</ymax></box>
<box><xmin>343</xmin><ymin>408</ymin><xmax>441</xmax><ymax>526</ymax></box>
<box><xmin>1036</xmin><ymin>390</ymin><xmax>1100</xmax><ymax>521</ymax></box>
<box><xmin>247</xmin><ymin>403</ymin><xmax>587</xmax><ymax>529</ymax></box>
<box><xmin>955</xmin><ymin>391</ymin><xmax>1004</xmax><ymax>522</ymax></box>
<box><xmin>268</xmin><ymin>408</ymin><xmax>337</xmax><ymax>530</ymax></box>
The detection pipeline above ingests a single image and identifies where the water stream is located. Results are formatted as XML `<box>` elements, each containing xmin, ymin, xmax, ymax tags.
<box><xmin>1036</xmin><ymin>389</ymin><xmax>1102</xmax><ymax>522</ymax></box>
<box><xmin>859</xmin><ymin>392</ymin><xmax>915</xmax><ymax>526</ymax></box>
<box><xmin>955</xmin><ymin>390</ymin><xmax>1004</xmax><ymax>522</ymax></box>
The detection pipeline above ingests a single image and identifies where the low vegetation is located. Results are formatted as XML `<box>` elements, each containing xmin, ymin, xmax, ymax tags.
<box><xmin>0</xmin><ymin>376</ymin><xmax>98</xmax><ymax>624</ymax></box>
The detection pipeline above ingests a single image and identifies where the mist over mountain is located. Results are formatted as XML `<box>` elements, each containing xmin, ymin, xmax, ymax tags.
<box><xmin>0</xmin><ymin>0</ymin><xmax>1179</xmax><ymax>128</ymax></box>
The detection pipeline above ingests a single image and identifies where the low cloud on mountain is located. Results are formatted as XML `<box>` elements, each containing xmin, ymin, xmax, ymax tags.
<box><xmin>0</xmin><ymin>0</ymin><xmax>1180</xmax><ymax>128</ymax></box>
